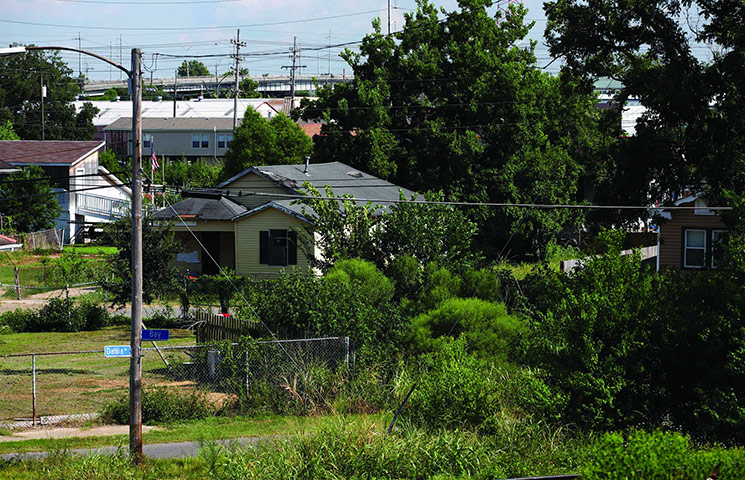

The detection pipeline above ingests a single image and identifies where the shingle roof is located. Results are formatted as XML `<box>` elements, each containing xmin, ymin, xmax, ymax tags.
<box><xmin>0</xmin><ymin>158</ymin><xmax>18</xmax><ymax>173</ymax></box>
<box><xmin>0</xmin><ymin>141</ymin><xmax>104</xmax><ymax>166</ymax></box>
<box><xmin>0</xmin><ymin>234</ymin><xmax>20</xmax><ymax>247</ymax></box>
<box><xmin>153</xmin><ymin>194</ymin><xmax>247</xmax><ymax>221</ymax></box>
<box><xmin>105</xmin><ymin>117</ymin><xmax>236</xmax><ymax>131</ymax></box>
<box><xmin>219</xmin><ymin>162</ymin><xmax>417</xmax><ymax>203</ymax></box>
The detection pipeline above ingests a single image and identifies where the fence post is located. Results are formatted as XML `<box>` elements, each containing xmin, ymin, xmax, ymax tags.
<box><xmin>32</xmin><ymin>355</ymin><xmax>37</xmax><ymax>426</ymax></box>
<box><xmin>344</xmin><ymin>336</ymin><xmax>350</xmax><ymax>366</ymax></box>
<box><xmin>14</xmin><ymin>266</ymin><xmax>20</xmax><ymax>300</ymax></box>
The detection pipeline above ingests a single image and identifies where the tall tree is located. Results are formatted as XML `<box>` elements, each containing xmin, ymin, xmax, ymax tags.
<box><xmin>0</xmin><ymin>47</ymin><xmax>99</xmax><ymax>140</ymax></box>
<box><xmin>544</xmin><ymin>0</ymin><xmax>745</xmax><ymax>215</ymax></box>
<box><xmin>300</xmin><ymin>0</ymin><xmax>601</xmax><ymax>258</ymax></box>
<box><xmin>177</xmin><ymin>60</ymin><xmax>210</xmax><ymax>77</ymax></box>
<box><xmin>100</xmin><ymin>213</ymin><xmax>182</xmax><ymax>306</ymax></box>
<box><xmin>222</xmin><ymin>107</ymin><xmax>312</xmax><ymax>179</ymax></box>
<box><xmin>0</xmin><ymin>165</ymin><xmax>60</xmax><ymax>232</ymax></box>
<box><xmin>0</xmin><ymin>120</ymin><xmax>20</xmax><ymax>140</ymax></box>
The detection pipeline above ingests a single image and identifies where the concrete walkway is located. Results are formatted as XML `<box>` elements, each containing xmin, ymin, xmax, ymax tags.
<box><xmin>0</xmin><ymin>436</ymin><xmax>265</xmax><ymax>461</ymax></box>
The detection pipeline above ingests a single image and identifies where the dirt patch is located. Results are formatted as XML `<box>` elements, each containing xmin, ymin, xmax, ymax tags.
<box><xmin>0</xmin><ymin>425</ymin><xmax>160</xmax><ymax>442</ymax></box>
<box><xmin>208</xmin><ymin>392</ymin><xmax>237</xmax><ymax>410</ymax></box>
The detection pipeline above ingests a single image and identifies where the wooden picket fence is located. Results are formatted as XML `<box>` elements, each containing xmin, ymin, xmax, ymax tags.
<box><xmin>195</xmin><ymin>310</ymin><xmax>262</xmax><ymax>343</ymax></box>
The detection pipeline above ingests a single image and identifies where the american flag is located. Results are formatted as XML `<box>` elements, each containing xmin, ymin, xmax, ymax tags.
<box><xmin>151</xmin><ymin>148</ymin><xmax>160</xmax><ymax>172</ymax></box>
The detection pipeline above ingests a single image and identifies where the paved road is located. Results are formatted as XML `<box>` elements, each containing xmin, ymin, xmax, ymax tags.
<box><xmin>0</xmin><ymin>436</ymin><xmax>266</xmax><ymax>462</ymax></box>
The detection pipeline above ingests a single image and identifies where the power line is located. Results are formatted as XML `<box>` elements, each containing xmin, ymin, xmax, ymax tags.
<box><xmin>0</xmin><ymin>9</ymin><xmax>388</xmax><ymax>32</ymax></box>
<box><xmin>0</xmin><ymin>183</ymin><xmax>132</xmax><ymax>203</ymax></box>
<box><xmin>0</xmin><ymin>170</ymin><xmax>130</xmax><ymax>185</ymax></box>
<box><xmin>206</xmin><ymin>189</ymin><xmax>734</xmax><ymax>211</ymax></box>
<box><xmin>51</xmin><ymin>0</ymin><xmax>244</xmax><ymax>4</ymax></box>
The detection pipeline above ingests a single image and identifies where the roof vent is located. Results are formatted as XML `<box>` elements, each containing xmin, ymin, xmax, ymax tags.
<box><xmin>346</xmin><ymin>171</ymin><xmax>363</xmax><ymax>178</ymax></box>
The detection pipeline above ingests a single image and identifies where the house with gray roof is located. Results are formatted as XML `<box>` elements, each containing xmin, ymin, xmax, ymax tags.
<box><xmin>0</xmin><ymin>141</ymin><xmax>131</xmax><ymax>243</ymax></box>
<box><xmin>155</xmin><ymin>161</ymin><xmax>415</xmax><ymax>276</ymax></box>
<box><xmin>104</xmin><ymin>117</ymin><xmax>236</xmax><ymax>160</ymax></box>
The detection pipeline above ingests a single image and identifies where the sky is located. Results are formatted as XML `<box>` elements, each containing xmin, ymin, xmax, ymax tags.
<box><xmin>0</xmin><ymin>0</ymin><xmax>552</xmax><ymax>82</ymax></box>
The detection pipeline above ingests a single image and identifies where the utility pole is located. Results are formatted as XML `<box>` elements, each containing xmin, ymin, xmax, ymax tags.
<box><xmin>282</xmin><ymin>36</ymin><xmax>305</xmax><ymax>111</ymax></box>
<box><xmin>129</xmin><ymin>47</ymin><xmax>144</xmax><ymax>465</ymax></box>
<box><xmin>173</xmin><ymin>69</ymin><xmax>177</xmax><ymax>118</ymax></box>
<box><xmin>230</xmin><ymin>29</ymin><xmax>246</xmax><ymax>130</ymax></box>
<box><xmin>388</xmin><ymin>0</ymin><xmax>391</xmax><ymax>35</ymax></box>
<box><xmin>326</xmin><ymin>30</ymin><xmax>332</xmax><ymax>76</ymax></box>
<box><xmin>76</xmin><ymin>32</ymin><xmax>83</xmax><ymax>92</ymax></box>
<box><xmin>40</xmin><ymin>70</ymin><xmax>46</xmax><ymax>140</ymax></box>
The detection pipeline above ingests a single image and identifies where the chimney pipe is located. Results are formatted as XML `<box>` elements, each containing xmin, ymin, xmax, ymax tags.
<box><xmin>303</xmin><ymin>155</ymin><xmax>310</xmax><ymax>174</ymax></box>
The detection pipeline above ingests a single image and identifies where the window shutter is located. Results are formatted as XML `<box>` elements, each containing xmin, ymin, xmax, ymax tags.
<box><xmin>259</xmin><ymin>231</ymin><xmax>269</xmax><ymax>264</ymax></box>
<box><xmin>288</xmin><ymin>230</ymin><xmax>298</xmax><ymax>265</ymax></box>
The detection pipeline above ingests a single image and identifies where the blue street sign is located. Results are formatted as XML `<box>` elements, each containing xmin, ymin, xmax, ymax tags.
<box><xmin>142</xmin><ymin>329</ymin><xmax>170</xmax><ymax>341</ymax></box>
<box><xmin>105</xmin><ymin>345</ymin><xmax>131</xmax><ymax>358</ymax></box>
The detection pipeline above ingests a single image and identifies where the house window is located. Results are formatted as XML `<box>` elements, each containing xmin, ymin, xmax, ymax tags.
<box><xmin>259</xmin><ymin>229</ymin><xmax>297</xmax><ymax>266</ymax></box>
<box><xmin>143</xmin><ymin>134</ymin><xmax>152</xmax><ymax>149</ymax></box>
<box><xmin>684</xmin><ymin>229</ymin><xmax>706</xmax><ymax>268</ymax></box>
<box><xmin>218</xmin><ymin>134</ymin><xmax>233</xmax><ymax>149</ymax></box>
<box><xmin>191</xmin><ymin>133</ymin><xmax>209</xmax><ymax>148</ymax></box>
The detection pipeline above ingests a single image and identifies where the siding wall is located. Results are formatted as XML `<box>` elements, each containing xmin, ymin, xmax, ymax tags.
<box><xmin>234</xmin><ymin>208</ymin><xmax>311</xmax><ymax>275</ymax></box>
<box><xmin>659</xmin><ymin>204</ymin><xmax>726</xmax><ymax>269</ymax></box>
<box><xmin>221</xmin><ymin>172</ymin><xmax>292</xmax><ymax>209</ymax></box>
<box><xmin>108</xmin><ymin>129</ymin><xmax>232</xmax><ymax>158</ymax></box>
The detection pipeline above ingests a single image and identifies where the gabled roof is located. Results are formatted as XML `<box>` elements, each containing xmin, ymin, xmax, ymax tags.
<box><xmin>105</xmin><ymin>117</ymin><xmax>235</xmax><ymax>131</ymax></box>
<box><xmin>0</xmin><ymin>158</ymin><xmax>19</xmax><ymax>174</ymax></box>
<box><xmin>0</xmin><ymin>141</ymin><xmax>104</xmax><ymax>167</ymax></box>
<box><xmin>153</xmin><ymin>194</ymin><xmax>247</xmax><ymax>221</ymax></box>
<box><xmin>217</xmin><ymin>161</ymin><xmax>417</xmax><ymax>204</ymax></box>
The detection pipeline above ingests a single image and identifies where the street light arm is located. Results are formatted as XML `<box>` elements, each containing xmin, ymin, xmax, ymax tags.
<box><xmin>1</xmin><ymin>45</ymin><xmax>131</xmax><ymax>77</ymax></box>
<box><xmin>27</xmin><ymin>46</ymin><xmax>130</xmax><ymax>76</ymax></box>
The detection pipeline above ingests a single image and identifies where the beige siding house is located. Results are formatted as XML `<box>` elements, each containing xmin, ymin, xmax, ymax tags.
<box><xmin>658</xmin><ymin>195</ymin><xmax>727</xmax><ymax>270</ymax></box>
<box><xmin>156</xmin><ymin>162</ymin><xmax>415</xmax><ymax>276</ymax></box>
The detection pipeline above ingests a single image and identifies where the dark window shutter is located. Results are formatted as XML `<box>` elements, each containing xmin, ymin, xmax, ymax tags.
<box><xmin>288</xmin><ymin>230</ymin><xmax>298</xmax><ymax>265</ymax></box>
<box><xmin>259</xmin><ymin>231</ymin><xmax>269</xmax><ymax>264</ymax></box>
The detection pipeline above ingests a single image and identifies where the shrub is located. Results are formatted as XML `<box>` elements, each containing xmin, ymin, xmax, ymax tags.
<box><xmin>27</xmin><ymin>298</ymin><xmax>84</xmax><ymax>332</ymax></box>
<box><xmin>405</xmin><ymin>338</ymin><xmax>560</xmax><ymax>431</ymax></box>
<box><xmin>101</xmin><ymin>387</ymin><xmax>213</xmax><ymax>424</ymax></box>
<box><xmin>582</xmin><ymin>430</ymin><xmax>745</xmax><ymax>479</ymax></box>
<box><xmin>417</xmin><ymin>262</ymin><xmax>462</xmax><ymax>311</ymax></box>
<box><xmin>78</xmin><ymin>301</ymin><xmax>108</xmax><ymax>330</ymax></box>
<box><xmin>324</xmin><ymin>258</ymin><xmax>394</xmax><ymax>307</ymax></box>
<box><xmin>407</xmin><ymin>297</ymin><xmax>525</xmax><ymax>360</ymax></box>
<box><xmin>0</xmin><ymin>308</ymin><xmax>33</xmax><ymax>332</ymax></box>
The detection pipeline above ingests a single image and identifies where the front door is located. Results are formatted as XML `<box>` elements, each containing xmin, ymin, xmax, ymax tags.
<box><xmin>201</xmin><ymin>232</ymin><xmax>220</xmax><ymax>275</ymax></box>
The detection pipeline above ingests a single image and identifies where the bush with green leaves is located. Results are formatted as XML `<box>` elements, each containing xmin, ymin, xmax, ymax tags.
<box><xmin>407</xmin><ymin>297</ymin><xmax>525</xmax><ymax>360</ymax></box>
<box><xmin>102</xmin><ymin>387</ymin><xmax>214</xmax><ymax>425</ymax></box>
<box><xmin>581</xmin><ymin>430</ymin><xmax>745</xmax><ymax>479</ymax></box>
<box><xmin>0</xmin><ymin>300</ymin><xmax>110</xmax><ymax>333</ymax></box>
<box><xmin>323</xmin><ymin>258</ymin><xmax>394</xmax><ymax>308</ymax></box>
<box><xmin>405</xmin><ymin>338</ymin><xmax>562</xmax><ymax>432</ymax></box>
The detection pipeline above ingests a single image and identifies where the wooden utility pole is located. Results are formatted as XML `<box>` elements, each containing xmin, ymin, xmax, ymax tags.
<box><xmin>231</xmin><ymin>29</ymin><xmax>245</xmax><ymax>130</ymax></box>
<box><xmin>129</xmin><ymin>47</ymin><xmax>144</xmax><ymax>464</ymax></box>
<box><xmin>388</xmin><ymin>0</ymin><xmax>391</xmax><ymax>35</ymax></box>
<box><xmin>173</xmin><ymin>70</ymin><xmax>177</xmax><ymax>118</ymax></box>
<box><xmin>40</xmin><ymin>70</ymin><xmax>45</xmax><ymax>140</ymax></box>
<box><xmin>282</xmin><ymin>36</ymin><xmax>306</xmax><ymax>111</ymax></box>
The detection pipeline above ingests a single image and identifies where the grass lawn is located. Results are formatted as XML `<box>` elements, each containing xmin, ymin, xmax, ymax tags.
<box><xmin>63</xmin><ymin>246</ymin><xmax>118</xmax><ymax>256</ymax></box>
<box><xmin>0</xmin><ymin>326</ymin><xmax>197</xmax><ymax>423</ymax></box>
<box><xmin>0</xmin><ymin>413</ymin><xmax>387</xmax><ymax>456</ymax></box>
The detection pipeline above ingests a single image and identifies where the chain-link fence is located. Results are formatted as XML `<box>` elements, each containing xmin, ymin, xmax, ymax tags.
<box><xmin>0</xmin><ymin>336</ymin><xmax>349</xmax><ymax>428</ymax></box>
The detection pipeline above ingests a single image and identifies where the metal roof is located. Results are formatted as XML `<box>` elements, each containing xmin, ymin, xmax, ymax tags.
<box><xmin>0</xmin><ymin>141</ymin><xmax>105</xmax><ymax>166</ymax></box>
<box><xmin>105</xmin><ymin>117</ymin><xmax>236</xmax><ymax>131</ymax></box>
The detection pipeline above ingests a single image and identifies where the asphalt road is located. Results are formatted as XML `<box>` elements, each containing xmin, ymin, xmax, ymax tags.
<box><xmin>0</xmin><ymin>436</ymin><xmax>266</xmax><ymax>462</ymax></box>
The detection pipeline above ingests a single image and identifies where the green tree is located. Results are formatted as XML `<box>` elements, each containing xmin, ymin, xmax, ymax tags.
<box><xmin>177</xmin><ymin>60</ymin><xmax>210</xmax><ymax>77</ymax></box>
<box><xmin>239</xmin><ymin>77</ymin><xmax>261</xmax><ymax>98</ymax></box>
<box><xmin>544</xmin><ymin>0</ymin><xmax>745</xmax><ymax>212</ymax></box>
<box><xmin>100</xmin><ymin>214</ymin><xmax>182</xmax><ymax>306</ymax></box>
<box><xmin>0</xmin><ymin>165</ymin><xmax>60</xmax><ymax>232</ymax></box>
<box><xmin>222</xmin><ymin>108</ymin><xmax>312</xmax><ymax>179</ymax></box>
<box><xmin>300</xmin><ymin>0</ymin><xmax>600</xmax><ymax>258</ymax></box>
<box><xmin>0</xmin><ymin>47</ymin><xmax>99</xmax><ymax>140</ymax></box>
<box><xmin>0</xmin><ymin>120</ymin><xmax>20</xmax><ymax>140</ymax></box>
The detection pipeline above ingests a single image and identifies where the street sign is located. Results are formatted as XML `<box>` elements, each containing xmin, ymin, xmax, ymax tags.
<box><xmin>105</xmin><ymin>345</ymin><xmax>131</xmax><ymax>358</ymax></box>
<box><xmin>142</xmin><ymin>329</ymin><xmax>170</xmax><ymax>341</ymax></box>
